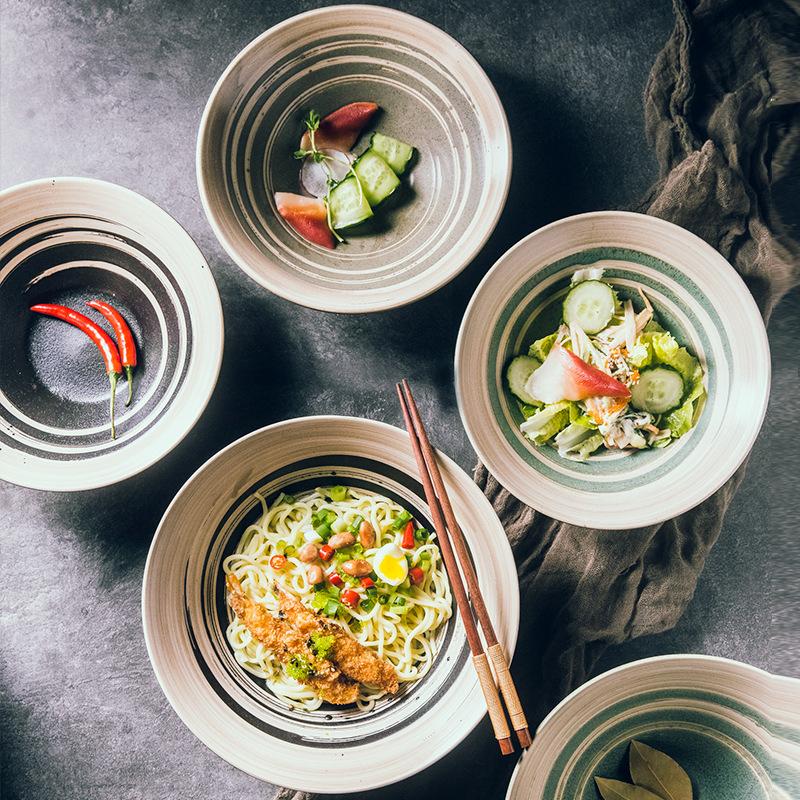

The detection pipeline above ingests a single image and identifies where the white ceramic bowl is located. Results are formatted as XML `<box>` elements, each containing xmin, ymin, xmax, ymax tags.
<box><xmin>142</xmin><ymin>416</ymin><xmax>519</xmax><ymax>793</ymax></box>
<box><xmin>507</xmin><ymin>655</ymin><xmax>800</xmax><ymax>800</ymax></box>
<box><xmin>197</xmin><ymin>5</ymin><xmax>511</xmax><ymax>313</ymax></box>
<box><xmin>0</xmin><ymin>177</ymin><xmax>223</xmax><ymax>491</ymax></box>
<box><xmin>455</xmin><ymin>211</ymin><xmax>771</xmax><ymax>528</ymax></box>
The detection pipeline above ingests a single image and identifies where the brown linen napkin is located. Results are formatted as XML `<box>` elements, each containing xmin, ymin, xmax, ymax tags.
<box><xmin>476</xmin><ymin>0</ymin><xmax>800</xmax><ymax>727</ymax></box>
<box><xmin>275</xmin><ymin>1</ymin><xmax>799</xmax><ymax>797</ymax></box>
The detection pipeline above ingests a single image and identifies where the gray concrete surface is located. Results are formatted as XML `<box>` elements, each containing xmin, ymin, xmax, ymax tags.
<box><xmin>1</xmin><ymin>1</ymin><xmax>797</xmax><ymax>799</ymax></box>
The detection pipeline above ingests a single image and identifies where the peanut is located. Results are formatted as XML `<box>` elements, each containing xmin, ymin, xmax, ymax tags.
<box><xmin>340</xmin><ymin>559</ymin><xmax>371</xmax><ymax>577</ymax></box>
<box><xmin>298</xmin><ymin>542</ymin><xmax>319</xmax><ymax>562</ymax></box>
<box><xmin>358</xmin><ymin>520</ymin><xmax>375</xmax><ymax>548</ymax></box>
<box><xmin>328</xmin><ymin>531</ymin><xmax>355</xmax><ymax>550</ymax></box>
<box><xmin>306</xmin><ymin>564</ymin><xmax>324</xmax><ymax>585</ymax></box>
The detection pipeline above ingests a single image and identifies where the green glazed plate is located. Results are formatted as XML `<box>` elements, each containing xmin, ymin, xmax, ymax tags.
<box><xmin>506</xmin><ymin>655</ymin><xmax>800</xmax><ymax>800</ymax></box>
<box><xmin>455</xmin><ymin>212</ymin><xmax>770</xmax><ymax>528</ymax></box>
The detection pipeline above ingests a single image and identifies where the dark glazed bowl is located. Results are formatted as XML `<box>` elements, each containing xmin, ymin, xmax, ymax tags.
<box><xmin>0</xmin><ymin>177</ymin><xmax>224</xmax><ymax>491</ymax></box>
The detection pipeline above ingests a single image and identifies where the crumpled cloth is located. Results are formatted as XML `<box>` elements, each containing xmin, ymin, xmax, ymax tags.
<box><xmin>276</xmin><ymin>1</ymin><xmax>799</xmax><ymax>797</ymax></box>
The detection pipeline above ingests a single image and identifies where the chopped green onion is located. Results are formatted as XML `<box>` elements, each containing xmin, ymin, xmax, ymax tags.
<box><xmin>286</xmin><ymin>654</ymin><xmax>314</xmax><ymax>681</ymax></box>
<box><xmin>309</xmin><ymin>632</ymin><xmax>335</xmax><ymax>660</ymax></box>
<box><xmin>276</xmin><ymin>539</ymin><xmax>287</xmax><ymax>552</ymax></box>
<box><xmin>350</xmin><ymin>619</ymin><xmax>362</xmax><ymax>633</ymax></box>
<box><xmin>284</xmin><ymin>545</ymin><xmax>296</xmax><ymax>557</ymax></box>
<box><xmin>324</xmin><ymin>599</ymin><xmax>340</xmax><ymax>617</ymax></box>
<box><xmin>350</xmin><ymin>514</ymin><xmax>364</xmax><ymax>533</ymax></box>
<box><xmin>328</xmin><ymin>486</ymin><xmax>348</xmax><ymax>502</ymax></box>
<box><xmin>392</xmin><ymin>510</ymin><xmax>412</xmax><ymax>529</ymax></box>
<box><xmin>419</xmin><ymin>551</ymin><xmax>431</xmax><ymax>561</ymax></box>
<box><xmin>391</xmin><ymin>596</ymin><xmax>406</xmax><ymax>607</ymax></box>
<box><xmin>378</xmin><ymin>593</ymin><xmax>390</xmax><ymax>605</ymax></box>
<box><xmin>414</xmin><ymin>527</ymin><xmax>430</xmax><ymax>542</ymax></box>
<box><xmin>361</xmin><ymin>598</ymin><xmax>375</xmax><ymax>612</ymax></box>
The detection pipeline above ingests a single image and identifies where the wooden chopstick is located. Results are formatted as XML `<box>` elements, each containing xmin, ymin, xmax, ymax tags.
<box><xmin>396</xmin><ymin>384</ymin><xmax>514</xmax><ymax>756</ymax></box>
<box><xmin>400</xmin><ymin>379</ymin><xmax>532</xmax><ymax>749</ymax></box>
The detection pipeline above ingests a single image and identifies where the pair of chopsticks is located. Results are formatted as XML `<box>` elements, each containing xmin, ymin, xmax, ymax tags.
<box><xmin>396</xmin><ymin>379</ymin><xmax>531</xmax><ymax>755</ymax></box>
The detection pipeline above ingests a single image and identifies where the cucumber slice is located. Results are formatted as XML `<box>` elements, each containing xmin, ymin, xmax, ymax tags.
<box><xmin>506</xmin><ymin>355</ymin><xmax>541</xmax><ymax>405</ymax></box>
<box><xmin>328</xmin><ymin>176</ymin><xmax>373</xmax><ymax>230</ymax></box>
<box><xmin>370</xmin><ymin>132</ymin><xmax>414</xmax><ymax>175</ymax></box>
<box><xmin>563</xmin><ymin>280</ymin><xmax>616</xmax><ymax>334</ymax></box>
<box><xmin>630</xmin><ymin>366</ymin><xmax>685</xmax><ymax>414</ymax></box>
<box><xmin>353</xmin><ymin>150</ymin><xmax>400</xmax><ymax>206</ymax></box>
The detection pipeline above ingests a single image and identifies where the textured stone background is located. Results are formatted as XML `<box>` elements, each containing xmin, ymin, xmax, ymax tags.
<box><xmin>1</xmin><ymin>1</ymin><xmax>797</xmax><ymax>799</ymax></box>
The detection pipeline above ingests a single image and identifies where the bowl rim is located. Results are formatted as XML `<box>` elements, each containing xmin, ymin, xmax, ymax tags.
<box><xmin>0</xmin><ymin>175</ymin><xmax>225</xmax><ymax>491</ymax></box>
<box><xmin>506</xmin><ymin>653</ymin><xmax>800</xmax><ymax>800</ymax></box>
<box><xmin>455</xmin><ymin>210</ymin><xmax>771</xmax><ymax>528</ymax></box>
<box><xmin>196</xmin><ymin>4</ymin><xmax>512</xmax><ymax>313</ymax></box>
<box><xmin>141</xmin><ymin>414</ymin><xmax>520</xmax><ymax>791</ymax></box>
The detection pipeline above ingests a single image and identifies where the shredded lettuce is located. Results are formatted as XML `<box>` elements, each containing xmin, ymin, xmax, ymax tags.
<box><xmin>554</xmin><ymin>423</ymin><xmax>604</xmax><ymax>460</ymax></box>
<box><xmin>627</xmin><ymin>341</ymin><xmax>651</xmax><ymax>368</ymax></box>
<box><xmin>520</xmin><ymin>401</ymin><xmax>573</xmax><ymax>444</ymax></box>
<box><xmin>519</xmin><ymin>403</ymin><xmax>540</xmax><ymax>419</ymax></box>
<box><xmin>528</xmin><ymin>332</ymin><xmax>558</xmax><ymax>362</ymax></box>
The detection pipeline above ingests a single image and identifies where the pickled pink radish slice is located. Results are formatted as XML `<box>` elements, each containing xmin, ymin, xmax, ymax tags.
<box><xmin>274</xmin><ymin>192</ymin><xmax>335</xmax><ymax>249</ymax></box>
<box><xmin>299</xmin><ymin>102</ymin><xmax>379</xmax><ymax>153</ymax></box>
<box><xmin>527</xmin><ymin>343</ymin><xmax>631</xmax><ymax>403</ymax></box>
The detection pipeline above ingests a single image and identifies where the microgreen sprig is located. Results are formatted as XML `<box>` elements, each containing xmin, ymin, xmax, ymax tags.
<box><xmin>293</xmin><ymin>108</ymin><xmax>366</xmax><ymax>244</ymax></box>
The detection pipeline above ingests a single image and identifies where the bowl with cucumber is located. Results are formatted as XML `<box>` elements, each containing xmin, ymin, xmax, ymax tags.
<box><xmin>198</xmin><ymin>6</ymin><xmax>511</xmax><ymax>313</ymax></box>
<box><xmin>455</xmin><ymin>211</ymin><xmax>770</xmax><ymax>529</ymax></box>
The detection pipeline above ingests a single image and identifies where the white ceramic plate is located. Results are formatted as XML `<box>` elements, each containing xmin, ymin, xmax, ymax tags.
<box><xmin>506</xmin><ymin>655</ymin><xmax>800</xmax><ymax>800</ymax></box>
<box><xmin>197</xmin><ymin>5</ymin><xmax>511</xmax><ymax>313</ymax></box>
<box><xmin>455</xmin><ymin>211</ymin><xmax>771</xmax><ymax>528</ymax></box>
<box><xmin>0</xmin><ymin>177</ymin><xmax>223</xmax><ymax>491</ymax></box>
<box><xmin>142</xmin><ymin>416</ymin><xmax>519</xmax><ymax>793</ymax></box>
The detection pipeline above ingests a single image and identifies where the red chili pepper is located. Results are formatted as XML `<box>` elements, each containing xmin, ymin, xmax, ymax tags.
<box><xmin>269</xmin><ymin>554</ymin><xmax>287</xmax><ymax>570</ymax></box>
<box><xmin>340</xmin><ymin>589</ymin><xmax>360</xmax><ymax>608</ymax></box>
<box><xmin>401</xmin><ymin>521</ymin><xmax>415</xmax><ymax>549</ymax></box>
<box><xmin>328</xmin><ymin>572</ymin><xmax>343</xmax><ymax>588</ymax></box>
<box><xmin>318</xmin><ymin>545</ymin><xmax>334</xmax><ymax>562</ymax></box>
<box><xmin>409</xmin><ymin>567</ymin><xmax>425</xmax><ymax>586</ymax></box>
<box><xmin>360</xmin><ymin>577</ymin><xmax>375</xmax><ymax>589</ymax></box>
<box><xmin>87</xmin><ymin>300</ymin><xmax>137</xmax><ymax>406</ymax></box>
<box><xmin>30</xmin><ymin>303</ymin><xmax>122</xmax><ymax>440</ymax></box>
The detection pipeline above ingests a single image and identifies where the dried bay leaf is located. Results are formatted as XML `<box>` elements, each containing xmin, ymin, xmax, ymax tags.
<box><xmin>629</xmin><ymin>740</ymin><xmax>693</xmax><ymax>800</ymax></box>
<box><xmin>595</xmin><ymin>777</ymin><xmax>668</xmax><ymax>800</ymax></box>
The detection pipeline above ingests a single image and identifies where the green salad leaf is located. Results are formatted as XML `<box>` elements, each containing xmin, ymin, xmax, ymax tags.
<box><xmin>528</xmin><ymin>332</ymin><xmax>558</xmax><ymax>361</ymax></box>
<box><xmin>520</xmin><ymin>401</ymin><xmax>573</xmax><ymax>444</ymax></box>
<box><xmin>555</xmin><ymin>423</ymin><xmax>605</xmax><ymax>461</ymax></box>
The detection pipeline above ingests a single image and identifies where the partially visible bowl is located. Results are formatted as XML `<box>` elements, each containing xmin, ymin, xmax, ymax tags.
<box><xmin>455</xmin><ymin>211</ymin><xmax>771</xmax><ymax>529</ymax></box>
<box><xmin>506</xmin><ymin>655</ymin><xmax>800</xmax><ymax>800</ymax></box>
<box><xmin>0</xmin><ymin>177</ymin><xmax>223</xmax><ymax>491</ymax></box>
<box><xmin>197</xmin><ymin>5</ymin><xmax>511</xmax><ymax>313</ymax></box>
<box><xmin>142</xmin><ymin>416</ymin><xmax>519</xmax><ymax>793</ymax></box>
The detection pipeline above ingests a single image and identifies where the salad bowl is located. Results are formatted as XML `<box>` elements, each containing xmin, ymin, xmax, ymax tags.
<box><xmin>197</xmin><ymin>5</ymin><xmax>511</xmax><ymax>313</ymax></box>
<box><xmin>506</xmin><ymin>655</ymin><xmax>800</xmax><ymax>800</ymax></box>
<box><xmin>455</xmin><ymin>211</ymin><xmax>770</xmax><ymax>529</ymax></box>
<box><xmin>142</xmin><ymin>416</ymin><xmax>519</xmax><ymax>793</ymax></box>
<box><xmin>0</xmin><ymin>177</ymin><xmax>223</xmax><ymax>492</ymax></box>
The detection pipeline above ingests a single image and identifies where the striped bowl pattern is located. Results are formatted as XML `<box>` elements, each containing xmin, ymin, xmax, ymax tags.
<box><xmin>455</xmin><ymin>212</ymin><xmax>771</xmax><ymax>529</ymax></box>
<box><xmin>142</xmin><ymin>416</ymin><xmax>519</xmax><ymax>793</ymax></box>
<box><xmin>197</xmin><ymin>5</ymin><xmax>511</xmax><ymax>313</ymax></box>
<box><xmin>507</xmin><ymin>655</ymin><xmax>800</xmax><ymax>800</ymax></box>
<box><xmin>0</xmin><ymin>178</ymin><xmax>223</xmax><ymax>491</ymax></box>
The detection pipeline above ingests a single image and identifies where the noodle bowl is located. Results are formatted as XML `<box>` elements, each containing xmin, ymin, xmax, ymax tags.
<box><xmin>223</xmin><ymin>486</ymin><xmax>452</xmax><ymax>711</ymax></box>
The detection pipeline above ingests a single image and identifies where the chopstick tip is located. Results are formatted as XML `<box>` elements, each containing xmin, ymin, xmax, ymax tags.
<box><xmin>499</xmin><ymin>736</ymin><xmax>515</xmax><ymax>756</ymax></box>
<box><xmin>516</xmin><ymin>728</ymin><xmax>533</xmax><ymax>748</ymax></box>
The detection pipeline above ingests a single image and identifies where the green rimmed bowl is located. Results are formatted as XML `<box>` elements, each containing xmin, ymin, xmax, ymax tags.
<box><xmin>455</xmin><ymin>212</ymin><xmax>770</xmax><ymax>529</ymax></box>
<box><xmin>506</xmin><ymin>655</ymin><xmax>800</xmax><ymax>800</ymax></box>
<box><xmin>197</xmin><ymin>5</ymin><xmax>511</xmax><ymax>313</ymax></box>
